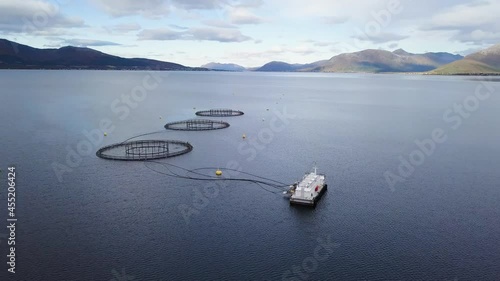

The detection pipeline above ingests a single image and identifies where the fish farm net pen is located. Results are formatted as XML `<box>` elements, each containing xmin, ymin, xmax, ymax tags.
<box><xmin>195</xmin><ymin>109</ymin><xmax>244</xmax><ymax>117</ymax></box>
<box><xmin>164</xmin><ymin>119</ymin><xmax>230</xmax><ymax>131</ymax></box>
<box><xmin>96</xmin><ymin>140</ymin><xmax>193</xmax><ymax>161</ymax></box>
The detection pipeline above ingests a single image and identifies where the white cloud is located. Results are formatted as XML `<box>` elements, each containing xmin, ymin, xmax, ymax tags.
<box><xmin>0</xmin><ymin>0</ymin><xmax>84</xmax><ymax>34</ymax></box>
<box><xmin>452</xmin><ymin>30</ymin><xmax>500</xmax><ymax>45</ymax></box>
<box><xmin>388</xmin><ymin>42</ymin><xmax>399</xmax><ymax>49</ymax></box>
<box><xmin>62</xmin><ymin>38</ymin><xmax>121</xmax><ymax>47</ymax></box>
<box><xmin>228</xmin><ymin>7</ymin><xmax>264</xmax><ymax>24</ymax></box>
<box><xmin>189</xmin><ymin>27</ymin><xmax>251</xmax><ymax>42</ymax></box>
<box><xmin>202</xmin><ymin>19</ymin><xmax>237</xmax><ymax>29</ymax></box>
<box><xmin>267</xmin><ymin>0</ymin><xmax>381</xmax><ymax>20</ymax></box>
<box><xmin>170</xmin><ymin>0</ymin><xmax>226</xmax><ymax>10</ymax></box>
<box><xmin>231</xmin><ymin>45</ymin><xmax>318</xmax><ymax>59</ymax></box>
<box><xmin>103</xmin><ymin>23</ymin><xmax>141</xmax><ymax>33</ymax></box>
<box><xmin>426</xmin><ymin>0</ymin><xmax>499</xmax><ymax>30</ymax></box>
<box><xmin>422</xmin><ymin>0</ymin><xmax>500</xmax><ymax>45</ymax></box>
<box><xmin>322</xmin><ymin>16</ymin><xmax>349</xmax><ymax>25</ymax></box>
<box><xmin>138</xmin><ymin>28</ymin><xmax>183</xmax><ymax>40</ymax></box>
<box><xmin>92</xmin><ymin>0</ymin><xmax>263</xmax><ymax>17</ymax></box>
<box><xmin>353</xmin><ymin>32</ymin><xmax>408</xmax><ymax>44</ymax></box>
<box><xmin>92</xmin><ymin>0</ymin><xmax>169</xmax><ymax>18</ymax></box>
<box><xmin>138</xmin><ymin>27</ymin><xmax>252</xmax><ymax>42</ymax></box>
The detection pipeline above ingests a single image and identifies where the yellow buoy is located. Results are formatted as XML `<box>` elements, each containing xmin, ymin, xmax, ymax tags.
<box><xmin>215</xmin><ymin>169</ymin><xmax>223</xmax><ymax>176</ymax></box>
<box><xmin>104</xmin><ymin>132</ymin><xmax>107</xmax><ymax>136</ymax></box>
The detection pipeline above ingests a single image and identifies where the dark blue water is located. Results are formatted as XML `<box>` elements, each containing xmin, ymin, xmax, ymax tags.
<box><xmin>0</xmin><ymin>70</ymin><xmax>499</xmax><ymax>281</ymax></box>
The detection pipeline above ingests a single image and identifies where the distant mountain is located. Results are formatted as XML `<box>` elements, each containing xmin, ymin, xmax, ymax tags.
<box><xmin>3</xmin><ymin>38</ymin><xmax>491</xmax><ymax>75</ymax></box>
<box><xmin>255</xmin><ymin>60</ymin><xmax>327</xmax><ymax>72</ymax></box>
<box><xmin>0</xmin><ymin>38</ymin><xmax>200</xmax><ymax>70</ymax></box>
<box><xmin>431</xmin><ymin>44</ymin><xmax>500</xmax><ymax>75</ymax></box>
<box><xmin>202</xmin><ymin>62</ymin><xmax>246</xmax><ymax>71</ymax></box>
<box><xmin>256</xmin><ymin>61</ymin><xmax>302</xmax><ymax>72</ymax></box>
<box><xmin>315</xmin><ymin>49</ymin><xmax>463</xmax><ymax>73</ymax></box>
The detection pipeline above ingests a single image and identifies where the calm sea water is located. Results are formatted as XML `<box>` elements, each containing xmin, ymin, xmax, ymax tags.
<box><xmin>0</xmin><ymin>70</ymin><xmax>499</xmax><ymax>281</ymax></box>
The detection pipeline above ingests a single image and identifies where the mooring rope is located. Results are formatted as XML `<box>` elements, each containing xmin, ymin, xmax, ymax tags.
<box><xmin>120</xmin><ymin>130</ymin><xmax>168</xmax><ymax>144</ymax></box>
<box><xmin>143</xmin><ymin>160</ymin><xmax>291</xmax><ymax>194</ymax></box>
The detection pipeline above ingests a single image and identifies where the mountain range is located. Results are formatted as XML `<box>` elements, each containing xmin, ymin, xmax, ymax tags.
<box><xmin>431</xmin><ymin>44</ymin><xmax>500</xmax><ymax>75</ymax></box>
<box><xmin>0</xmin><ymin>39</ymin><xmax>200</xmax><ymax>70</ymax></box>
<box><xmin>201</xmin><ymin>62</ymin><xmax>247</xmax><ymax>72</ymax></box>
<box><xmin>316</xmin><ymin>49</ymin><xmax>464</xmax><ymax>73</ymax></box>
<box><xmin>202</xmin><ymin>49</ymin><xmax>469</xmax><ymax>73</ymax></box>
<box><xmin>1</xmin><ymin>38</ymin><xmax>499</xmax><ymax>74</ymax></box>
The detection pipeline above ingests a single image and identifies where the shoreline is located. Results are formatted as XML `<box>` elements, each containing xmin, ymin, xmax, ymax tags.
<box><xmin>1</xmin><ymin>68</ymin><xmax>500</xmax><ymax>76</ymax></box>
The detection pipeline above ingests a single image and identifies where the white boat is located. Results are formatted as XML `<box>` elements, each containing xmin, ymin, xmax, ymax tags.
<box><xmin>287</xmin><ymin>166</ymin><xmax>327</xmax><ymax>207</ymax></box>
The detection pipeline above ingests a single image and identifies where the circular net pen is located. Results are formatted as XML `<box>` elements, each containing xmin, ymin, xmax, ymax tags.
<box><xmin>195</xmin><ymin>109</ymin><xmax>244</xmax><ymax>117</ymax></box>
<box><xmin>96</xmin><ymin>140</ymin><xmax>193</xmax><ymax>161</ymax></box>
<box><xmin>164</xmin><ymin>119</ymin><xmax>230</xmax><ymax>131</ymax></box>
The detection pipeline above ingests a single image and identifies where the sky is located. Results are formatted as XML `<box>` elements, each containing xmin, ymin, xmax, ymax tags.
<box><xmin>1</xmin><ymin>0</ymin><xmax>499</xmax><ymax>67</ymax></box>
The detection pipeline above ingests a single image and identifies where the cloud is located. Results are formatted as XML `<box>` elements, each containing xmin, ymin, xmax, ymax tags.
<box><xmin>138</xmin><ymin>28</ymin><xmax>184</xmax><ymax>40</ymax></box>
<box><xmin>388</xmin><ymin>43</ymin><xmax>399</xmax><ymax>49</ymax></box>
<box><xmin>104</xmin><ymin>23</ymin><xmax>141</xmax><ymax>33</ymax></box>
<box><xmin>138</xmin><ymin>27</ymin><xmax>252</xmax><ymax>42</ymax></box>
<box><xmin>0</xmin><ymin>0</ymin><xmax>84</xmax><ymax>34</ymax></box>
<box><xmin>93</xmin><ymin>0</ymin><xmax>262</xmax><ymax>17</ymax></box>
<box><xmin>456</xmin><ymin>46</ymin><xmax>487</xmax><ymax>56</ymax></box>
<box><xmin>266</xmin><ymin>0</ymin><xmax>381</xmax><ymax>20</ymax></box>
<box><xmin>287</xmin><ymin>46</ymin><xmax>316</xmax><ymax>55</ymax></box>
<box><xmin>170</xmin><ymin>0</ymin><xmax>263</xmax><ymax>9</ymax></box>
<box><xmin>169</xmin><ymin>24</ymin><xmax>189</xmax><ymax>30</ymax></box>
<box><xmin>451</xmin><ymin>29</ymin><xmax>500</xmax><ymax>45</ymax></box>
<box><xmin>228</xmin><ymin>7</ymin><xmax>264</xmax><ymax>24</ymax></box>
<box><xmin>170</xmin><ymin>0</ymin><xmax>226</xmax><ymax>10</ymax></box>
<box><xmin>202</xmin><ymin>19</ymin><xmax>237</xmax><ymax>29</ymax></box>
<box><xmin>236</xmin><ymin>0</ymin><xmax>263</xmax><ymax>7</ymax></box>
<box><xmin>421</xmin><ymin>0</ymin><xmax>500</xmax><ymax>45</ymax></box>
<box><xmin>232</xmin><ymin>45</ymin><xmax>318</xmax><ymax>60</ymax></box>
<box><xmin>62</xmin><ymin>39</ymin><xmax>121</xmax><ymax>47</ymax></box>
<box><xmin>353</xmin><ymin>32</ymin><xmax>408</xmax><ymax>43</ymax></box>
<box><xmin>309</xmin><ymin>40</ymin><xmax>335</xmax><ymax>47</ymax></box>
<box><xmin>321</xmin><ymin>16</ymin><xmax>349</xmax><ymax>25</ymax></box>
<box><xmin>188</xmin><ymin>27</ymin><xmax>252</xmax><ymax>42</ymax></box>
<box><xmin>92</xmin><ymin>0</ymin><xmax>169</xmax><ymax>18</ymax></box>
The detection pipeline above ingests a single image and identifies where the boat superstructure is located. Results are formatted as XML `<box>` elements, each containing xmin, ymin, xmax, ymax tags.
<box><xmin>286</xmin><ymin>166</ymin><xmax>327</xmax><ymax>207</ymax></box>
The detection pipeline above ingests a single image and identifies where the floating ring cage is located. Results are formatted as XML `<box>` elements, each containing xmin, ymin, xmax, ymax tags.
<box><xmin>164</xmin><ymin>119</ymin><xmax>230</xmax><ymax>131</ymax></box>
<box><xmin>195</xmin><ymin>109</ymin><xmax>244</xmax><ymax>117</ymax></box>
<box><xmin>96</xmin><ymin>140</ymin><xmax>193</xmax><ymax>161</ymax></box>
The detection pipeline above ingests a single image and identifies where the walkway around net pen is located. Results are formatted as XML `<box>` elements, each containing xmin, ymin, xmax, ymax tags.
<box><xmin>164</xmin><ymin>119</ymin><xmax>230</xmax><ymax>131</ymax></box>
<box><xmin>96</xmin><ymin>140</ymin><xmax>193</xmax><ymax>161</ymax></box>
<box><xmin>195</xmin><ymin>109</ymin><xmax>244</xmax><ymax>117</ymax></box>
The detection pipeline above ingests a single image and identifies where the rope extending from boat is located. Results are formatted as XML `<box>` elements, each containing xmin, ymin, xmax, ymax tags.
<box><xmin>143</xmin><ymin>160</ymin><xmax>292</xmax><ymax>194</ymax></box>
